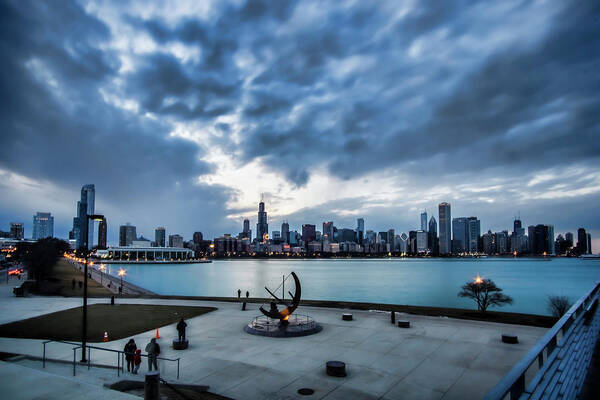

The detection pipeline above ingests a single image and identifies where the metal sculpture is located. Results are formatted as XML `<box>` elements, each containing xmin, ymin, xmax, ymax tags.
<box><xmin>259</xmin><ymin>271</ymin><xmax>301</xmax><ymax>323</ymax></box>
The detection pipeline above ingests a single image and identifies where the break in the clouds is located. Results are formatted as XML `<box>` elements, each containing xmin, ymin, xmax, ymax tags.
<box><xmin>1</xmin><ymin>0</ymin><xmax>599</xmax><ymax>245</ymax></box>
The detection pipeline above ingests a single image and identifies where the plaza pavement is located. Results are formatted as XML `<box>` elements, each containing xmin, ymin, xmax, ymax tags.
<box><xmin>0</xmin><ymin>275</ymin><xmax>547</xmax><ymax>399</ymax></box>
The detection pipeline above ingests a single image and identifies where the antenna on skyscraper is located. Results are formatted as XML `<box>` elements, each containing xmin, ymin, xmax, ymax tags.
<box><xmin>260</xmin><ymin>192</ymin><xmax>264</xmax><ymax>203</ymax></box>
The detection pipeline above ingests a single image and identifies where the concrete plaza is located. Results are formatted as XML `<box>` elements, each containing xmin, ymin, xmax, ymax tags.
<box><xmin>0</xmin><ymin>275</ymin><xmax>546</xmax><ymax>399</ymax></box>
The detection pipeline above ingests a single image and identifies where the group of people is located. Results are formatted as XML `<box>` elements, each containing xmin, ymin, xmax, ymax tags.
<box><xmin>237</xmin><ymin>289</ymin><xmax>250</xmax><ymax>299</ymax></box>
<box><xmin>122</xmin><ymin>318</ymin><xmax>187</xmax><ymax>373</ymax></box>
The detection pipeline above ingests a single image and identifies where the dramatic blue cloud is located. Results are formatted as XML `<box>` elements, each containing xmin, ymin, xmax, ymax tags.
<box><xmin>0</xmin><ymin>0</ymin><xmax>599</xmax><ymax>245</ymax></box>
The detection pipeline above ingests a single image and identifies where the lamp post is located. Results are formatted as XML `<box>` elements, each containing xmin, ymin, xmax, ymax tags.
<box><xmin>118</xmin><ymin>268</ymin><xmax>126</xmax><ymax>295</ymax></box>
<box><xmin>81</xmin><ymin>213</ymin><xmax>104</xmax><ymax>363</ymax></box>
<box><xmin>98</xmin><ymin>264</ymin><xmax>106</xmax><ymax>286</ymax></box>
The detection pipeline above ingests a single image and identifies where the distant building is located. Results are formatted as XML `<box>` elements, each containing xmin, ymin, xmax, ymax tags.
<box><xmin>482</xmin><ymin>230</ymin><xmax>495</xmax><ymax>254</ymax></box>
<box><xmin>155</xmin><ymin>227</ymin><xmax>166</xmax><ymax>247</ymax></box>
<box><xmin>438</xmin><ymin>202</ymin><xmax>451</xmax><ymax>255</ymax></box>
<box><xmin>420</xmin><ymin>211</ymin><xmax>428</xmax><ymax>231</ymax></box>
<box><xmin>301</xmin><ymin>224</ymin><xmax>316</xmax><ymax>244</ymax></box>
<box><xmin>357</xmin><ymin>218</ymin><xmax>364</xmax><ymax>244</ymax></box>
<box><xmin>241</xmin><ymin>219</ymin><xmax>251</xmax><ymax>240</ymax></box>
<box><xmin>281</xmin><ymin>221</ymin><xmax>289</xmax><ymax>243</ymax></box>
<box><xmin>452</xmin><ymin>217</ymin><xmax>468</xmax><ymax>253</ymax></box>
<box><xmin>587</xmin><ymin>233</ymin><xmax>592</xmax><ymax>254</ymax></box>
<box><xmin>399</xmin><ymin>232</ymin><xmax>408</xmax><ymax>253</ymax></box>
<box><xmin>467</xmin><ymin>217</ymin><xmax>480</xmax><ymax>253</ymax></box>
<box><xmin>323</xmin><ymin>222</ymin><xmax>334</xmax><ymax>242</ymax></box>
<box><xmin>77</xmin><ymin>184</ymin><xmax>95</xmax><ymax>250</ymax></box>
<box><xmin>388</xmin><ymin>229</ymin><xmax>395</xmax><ymax>249</ymax></box>
<box><xmin>577</xmin><ymin>228</ymin><xmax>587</xmax><ymax>254</ymax></box>
<box><xmin>119</xmin><ymin>223</ymin><xmax>136</xmax><ymax>247</ymax></box>
<box><xmin>428</xmin><ymin>216</ymin><xmax>438</xmax><ymax>255</ymax></box>
<box><xmin>9</xmin><ymin>223</ymin><xmax>24</xmax><ymax>240</ymax></box>
<box><xmin>193</xmin><ymin>232</ymin><xmax>203</xmax><ymax>244</ymax></box>
<box><xmin>530</xmin><ymin>224</ymin><xmax>554</xmax><ymax>255</ymax></box>
<box><xmin>33</xmin><ymin>212</ymin><xmax>54</xmax><ymax>240</ymax></box>
<box><xmin>496</xmin><ymin>231</ymin><xmax>509</xmax><ymax>254</ymax></box>
<box><xmin>565</xmin><ymin>232</ymin><xmax>574</xmax><ymax>248</ymax></box>
<box><xmin>169</xmin><ymin>234</ymin><xmax>184</xmax><ymax>248</ymax></box>
<box><xmin>256</xmin><ymin>200</ymin><xmax>268</xmax><ymax>242</ymax></box>
<box><xmin>416</xmin><ymin>230</ymin><xmax>428</xmax><ymax>253</ymax></box>
<box><xmin>339</xmin><ymin>228</ymin><xmax>356</xmax><ymax>243</ymax></box>
<box><xmin>97</xmin><ymin>217</ymin><xmax>107</xmax><ymax>249</ymax></box>
<box><xmin>272</xmin><ymin>231</ymin><xmax>281</xmax><ymax>242</ymax></box>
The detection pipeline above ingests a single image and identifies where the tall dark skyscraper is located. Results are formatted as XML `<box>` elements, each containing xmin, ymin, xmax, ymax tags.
<box><xmin>323</xmin><ymin>221</ymin><xmax>334</xmax><ymax>241</ymax></box>
<box><xmin>301</xmin><ymin>224</ymin><xmax>316</xmax><ymax>244</ymax></box>
<box><xmin>241</xmin><ymin>218</ymin><xmax>251</xmax><ymax>239</ymax></box>
<box><xmin>357</xmin><ymin>218</ymin><xmax>364</xmax><ymax>244</ymax></box>
<box><xmin>256</xmin><ymin>200</ymin><xmax>268</xmax><ymax>241</ymax></box>
<box><xmin>79</xmin><ymin>184</ymin><xmax>95</xmax><ymax>250</ymax></box>
<box><xmin>281</xmin><ymin>221</ymin><xmax>290</xmax><ymax>243</ymax></box>
<box><xmin>420</xmin><ymin>211</ymin><xmax>428</xmax><ymax>231</ymax></box>
<box><xmin>452</xmin><ymin>217</ymin><xmax>468</xmax><ymax>253</ymax></box>
<box><xmin>513</xmin><ymin>218</ymin><xmax>522</xmax><ymax>232</ymax></box>
<box><xmin>467</xmin><ymin>217</ymin><xmax>481</xmax><ymax>253</ymax></box>
<box><xmin>119</xmin><ymin>223</ymin><xmax>136</xmax><ymax>246</ymax></box>
<box><xmin>155</xmin><ymin>227</ymin><xmax>166</xmax><ymax>247</ymax></box>
<box><xmin>428</xmin><ymin>216</ymin><xmax>438</xmax><ymax>254</ymax></box>
<box><xmin>97</xmin><ymin>217</ymin><xmax>107</xmax><ymax>249</ymax></box>
<box><xmin>577</xmin><ymin>228</ymin><xmax>587</xmax><ymax>254</ymax></box>
<box><xmin>438</xmin><ymin>202</ymin><xmax>451</xmax><ymax>255</ymax></box>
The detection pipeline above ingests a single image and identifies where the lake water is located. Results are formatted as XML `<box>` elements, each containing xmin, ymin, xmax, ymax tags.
<box><xmin>102</xmin><ymin>258</ymin><xmax>600</xmax><ymax>316</ymax></box>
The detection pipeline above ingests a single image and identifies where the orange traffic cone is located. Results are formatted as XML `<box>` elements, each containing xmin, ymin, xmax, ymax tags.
<box><xmin>103</xmin><ymin>331</ymin><xmax>108</xmax><ymax>342</ymax></box>
<box><xmin>155</xmin><ymin>328</ymin><xmax>160</xmax><ymax>339</ymax></box>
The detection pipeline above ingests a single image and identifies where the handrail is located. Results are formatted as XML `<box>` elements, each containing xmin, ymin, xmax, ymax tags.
<box><xmin>42</xmin><ymin>339</ymin><xmax>180</xmax><ymax>379</ymax></box>
<box><xmin>484</xmin><ymin>281</ymin><xmax>600</xmax><ymax>400</ymax></box>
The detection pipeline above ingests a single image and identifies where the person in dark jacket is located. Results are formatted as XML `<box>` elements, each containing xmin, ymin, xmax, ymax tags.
<box><xmin>145</xmin><ymin>338</ymin><xmax>160</xmax><ymax>371</ymax></box>
<box><xmin>123</xmin><ymin>339</ymin><xmax>137</xmax><ymax>372</ymax></box>
<box><xmin>176</xmin><ymin>318</ymin><xmax>187</xmax><ymax>342</ymax></box>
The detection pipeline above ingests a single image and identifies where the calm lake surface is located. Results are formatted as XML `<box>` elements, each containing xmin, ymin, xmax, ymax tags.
<box><xmin>104</xmin><ymin>258</ymin><xmax>600</xmax><ymax>316</ymax></box>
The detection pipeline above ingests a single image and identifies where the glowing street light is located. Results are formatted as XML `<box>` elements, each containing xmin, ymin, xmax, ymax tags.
<box><xmin>118</xmin><ymin>268</ymin><xmax>126</xmax><ymax>293</ymax></box>
<box><xmin>474</xmin><ymin>274</ymin><xmax>483</xmax><ymax>285</ymax></box>
<box><xmin>98</xmin><ymin>264</ymin><xmax>106</xmax><ymax>286</ymax></box>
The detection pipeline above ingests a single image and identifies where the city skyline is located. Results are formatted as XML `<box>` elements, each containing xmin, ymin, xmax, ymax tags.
<box><xmin>0</xmin><ymin>1</ymin><xmax>599</xmax><ymax>249</ymax></box>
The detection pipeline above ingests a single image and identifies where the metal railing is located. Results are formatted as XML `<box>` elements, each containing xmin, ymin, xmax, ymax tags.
<box><xmin>42</xmin><ymin>340</ymin><xmax>181</xmax><ymax>379</ymax></box>
<box><xmin>485</xmin><ymin>281</ymin><xmax>600</xmax><ymax>400</ymax></box>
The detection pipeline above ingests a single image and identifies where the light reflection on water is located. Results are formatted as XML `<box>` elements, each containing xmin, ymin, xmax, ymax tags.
<box><xmin>103</xmin><ymin>258</ymin><xmax>600</xmax><ymax>315</ymax></box>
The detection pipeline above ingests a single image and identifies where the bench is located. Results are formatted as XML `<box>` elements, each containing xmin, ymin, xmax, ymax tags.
<box><xmin>397</xmin><ymin>320</ymin><xmax>410</xmax><ymax>328</ymax></box>
<box><xmin>501</xmin><ymin>334</ymin><xmax>518</xmax><ymax>344</ymax></box>
<box><xmin>342</xmin><ymin>313</ymin><xmax>353</xmax><ymax>321</ymax></box>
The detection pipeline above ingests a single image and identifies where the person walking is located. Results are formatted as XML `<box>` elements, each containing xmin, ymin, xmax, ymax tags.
<box><xmin>123</xmin><ymin>339</ymin><xmax>137</xmax><ymax>372</ymax></box>
<box><xmin>245</xmin><ymin>290</ymin><xmax>249</xmax><ymax>298</ymax></box>
<box><xmin>145</xmin><ymin>338</ymin><xmax>160</xmax><ymax>371</ymax></box>
<box><xmin>133</xmin><ymin>349</ymin><xmax>142</xmax><ymax>374</ymax></box>
<box><xmin>176</xmin><ymin>318</ymin><xmax>187</xmax><ymax>342</ymax></box>
<box><xmin>237</xmin><ymin>289</ymin><xmax>241</xmax><ymax>298</ymax></box>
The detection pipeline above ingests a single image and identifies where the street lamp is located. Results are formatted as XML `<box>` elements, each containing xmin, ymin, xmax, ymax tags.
<box><xmin>118</xmin><ymin>268</ymin><xmax>126</xmax><ymax>294</ymax></box>
<box><xmin>81</xmin><ymin>213</ymin><xmax>104</xmax><ymax>363</ymax></box>
<box><xmin>98</xmin><ymin>264</ymin><xmax>106</xmax><ymax>286</ymax></box>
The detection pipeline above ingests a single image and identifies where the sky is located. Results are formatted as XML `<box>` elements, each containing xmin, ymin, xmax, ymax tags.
<box><xmin>0</xmin><ymin>0</ymin><xmax>599</xmax><ymax>249</ymax></box>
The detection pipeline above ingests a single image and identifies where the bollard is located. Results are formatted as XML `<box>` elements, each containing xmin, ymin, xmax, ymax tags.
<box><xmin>111</xmin><ymin>295</ymin><xmax>115</xmax><ymax>305</ymax></box>
<box><xmin>391</xmin><ymin>311</ymin><xmax>395</xmax><ymax>324</ymax></box>
<box><xmin>242</xmin><ymin>302</ymin><xmax>246</xmax><ymax>311</ymax></box>
<box><xmin>144</xmin><ymin>371</ymin><xmax>160</xmax><ymax>400</ymax></box>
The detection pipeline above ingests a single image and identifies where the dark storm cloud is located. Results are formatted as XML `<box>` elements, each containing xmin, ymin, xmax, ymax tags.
<box><xmin>0</xmin><ymin>0</ymin><xmax>238</xmax><ymax>240</ymax></box>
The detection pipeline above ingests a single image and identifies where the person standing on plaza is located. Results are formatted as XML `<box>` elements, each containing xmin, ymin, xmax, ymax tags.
<box><xmin>176</xmin><ymin>318</ymin><xmax>187</xmax><ymax>342</ymax></box>
<box><xmin>145</xmin><ymin>338</ymin><xmax>160</xmax><ymax>371</ymax></box>
<box><xmin>237</xmin><ymin>288</ymin><xmax>241</xmax><ymax>298</ymax></box>
<box><xmin>123</xmin><ymin>339</ymin><xmax>137</xmax><ymax>372</ymax></box>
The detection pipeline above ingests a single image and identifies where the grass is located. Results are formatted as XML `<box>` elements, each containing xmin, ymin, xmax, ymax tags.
<box><xmin>34</xmin><ymin>258</ymin><xmax>112</xmax><ymax>297</ymax></box>
<box><xmin>0</xmin><ymin>304</ymin><xmax>216</xmax><ymax>342</ymax></box>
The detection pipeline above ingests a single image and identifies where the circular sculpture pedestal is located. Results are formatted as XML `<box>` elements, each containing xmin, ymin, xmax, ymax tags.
<box><xmin>244</xmin><ymin>314</ymin><xmax>321</xmax><ymax>338</ymax></box>
<box><xmin>172</xmin><ymin>339</ymin><xmax>189</xmax><ymax>350</ymax></box>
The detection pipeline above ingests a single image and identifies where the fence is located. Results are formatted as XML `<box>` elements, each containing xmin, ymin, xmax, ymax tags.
<box><xmin>484</xmin><ymin>281</ymin><xmax>600</xmax><ymax>400</ymax></box>
<box><xmin>42</xmin><ymin>340</ymin><xmax>181</xmax><ymax>379</ymax></box>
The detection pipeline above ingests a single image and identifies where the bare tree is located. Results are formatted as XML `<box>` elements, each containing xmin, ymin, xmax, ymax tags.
<box><xmin>458</xmin><ymin>277</ymin><xmax>513</xmax><ymax>313</ymax></box>
<box><xmin>547</xmin><ymin>295</ymin><xmax>572</xmax><ymax>318</ymax></box>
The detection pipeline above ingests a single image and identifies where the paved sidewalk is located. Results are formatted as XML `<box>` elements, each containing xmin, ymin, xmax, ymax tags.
<box><xmin>0</xmin><ymin>292</ymin><xmax>547</xmax><ymax>400</ymax></box>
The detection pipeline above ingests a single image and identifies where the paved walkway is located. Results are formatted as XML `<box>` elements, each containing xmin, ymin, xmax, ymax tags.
<box><xmin>0</xmin><ymin>278</ymin><xmax>547</xmax><ymax>399</ymax></box>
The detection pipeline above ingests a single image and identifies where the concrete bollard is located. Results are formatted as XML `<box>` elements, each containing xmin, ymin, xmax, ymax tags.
<box><xmin>242</xmin><ymin>302</ymin><xmax>246</xmax><ymax>311</ymax></box>
<box><xmin>144</xmin><ymin>371</ymin><xmax>160</xmax><ymax>400</ymax></box>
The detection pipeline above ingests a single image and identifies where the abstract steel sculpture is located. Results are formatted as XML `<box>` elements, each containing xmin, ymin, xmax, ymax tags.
<box><xmin>259</xmin><ymin>271</ymin><xmax>301</xmax><ymax>324</ymax></box>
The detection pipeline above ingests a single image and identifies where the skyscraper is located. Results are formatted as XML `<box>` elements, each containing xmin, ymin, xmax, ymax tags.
<box><xmin>577</xmin><ymin>228</ymin><xmax>587</xmax><ymax>254</ymax></box>
<box><xmin>193</xmin><ymin>232</ymin><xmax>203</xmax><ymax>244</ymax></box>
<box><xmin>565</xmin><ymin>232</ymin><xmax>574</xmax><ymax>248</ymax></box>
<box><xmin>32</xmin><ymin>212</ymin><xmax>54</xmax><ymax>240</ymax></box>
<box><xmin>587</xmin><ymin>233</ymin><xmax>592</xmax><ymax>254</ymax></box>
<box><xmin>323</xmin><ymin>221</ymin><xmax>334</xmax><ymax>242</ymax></box>
<box><xmin>357</xmin><ymin>218</ymin><xmax>364</xmax><ymax>244</ymax></box>
<box><xmin>256</xmin><ymin>200</ymin><xmax>268</xmax><ymax>242</ymax></box>
<box><xmin>155</xmin><ymin>227</ymin><xmax>166</xmax><ymax>247</ymax></box>
<box><xmin>119</xmin><ymin>223</ymin><xmax>136</xmax><ymax>246</ymax></box>
<box><xmin>467</xmin><ymin>217</ymin><xmax>480</xmax><ymax>253</ymax></box>
<box><xmin>97</xmin><ymin>217</ymin><xmax>107</xmax><ymax>249</ymax></box>
<box><xmin>169</xmin><ymin>234</ymin><xmax>184</xmax><ymax>248</ymax></box>
<box><xmin>301</xmin><ymin>224</ymin><xmax>316</xmax><ymax>244</ymax></box>
<box><xmin>80</xmin><ymin>184</ymin><xmax>95</xmax><ymax>250</ymax></box>
<box><xmin>452</xmin><ymin>217</ymin><xmax>468</xmax><ymax>253</ymax></box>
<box><xmin>438</xmin><ymin>202</ymin><xmax>451</xmax><ymax>255</ymax></box>
<box><xmin>420</xmin><ymin>211</ymin><xmax>428</xmax><ymax>231</ymax></box>
<box><xmin>9</xmin><ymin>222</ymin><xmax>24</xmax><ymax>240</ymax></box>
<box><xmin>428</xmin><ymin>216</ymin><xmax>438</xmax><ymax>255</ymax></box>
<box><xmin>281</xmin><ymin>221</ymin><xmax>289</xmax><ymax>243</ymax></box>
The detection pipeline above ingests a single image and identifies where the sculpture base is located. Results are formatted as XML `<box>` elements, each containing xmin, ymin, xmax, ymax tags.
<box><xmin>244</xmin><ymin>314</ymin><xmax>321</xmax><ymax>338</ymax></box>
<box><xmin>172</xmin><ymin>339</ymin><xmax>188</xmax><ymax>350</ymax></box>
